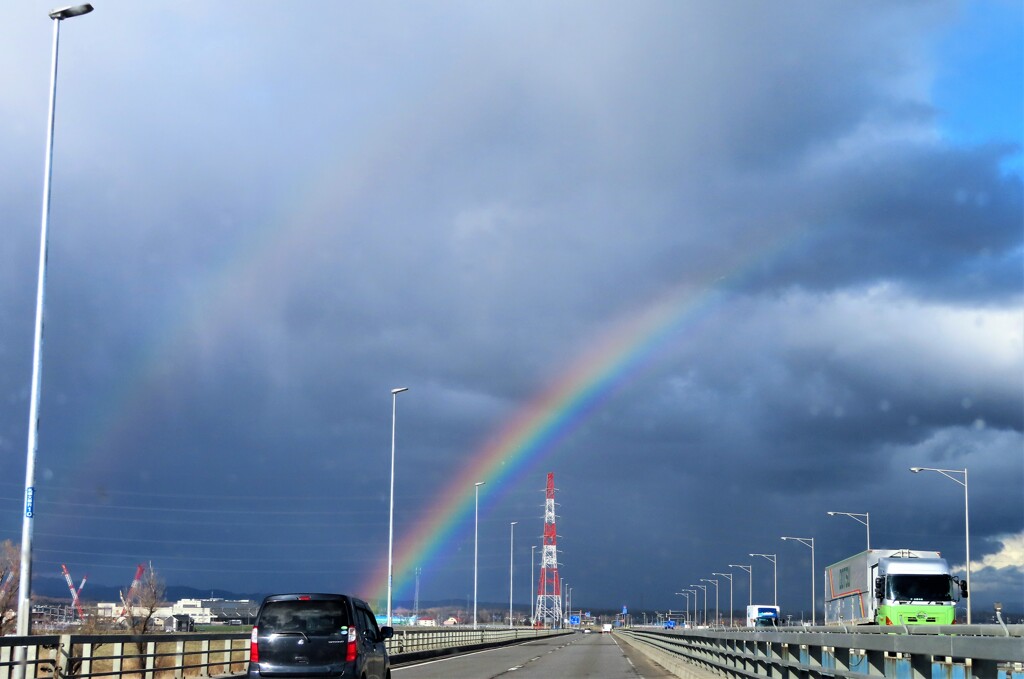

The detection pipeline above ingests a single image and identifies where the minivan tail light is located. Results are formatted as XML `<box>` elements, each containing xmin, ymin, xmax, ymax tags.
<box><xmin>345</xmin><ymin>627</ymin><xmax>357</xmax><ymax>662</ymax></box>
<box><xmin>249</xmin><ymin>627</ymin><xmax>259</xmax><ymax>663</ymax></box>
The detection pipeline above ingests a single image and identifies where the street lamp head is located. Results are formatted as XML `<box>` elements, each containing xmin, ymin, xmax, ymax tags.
<box><xmin>910</xmin><ymin>467</ymin><xmax>922</xmax><ymax>473</ymax></box>
<box><xmin>49</xmin><ymin>4</ymin><xmax>93</xmax><ymax>19</ymax></box>
<box><xmin>827</xmin><ymin>512</ymin><xmax>836</xmax><ymax>516</ymax></box>
<box><xmin>391</xmin><ymin>387</ymin><xmax>409</xmax><ymax>394</ymax></box>
<box><xmin>475</xmin><ymin>481</ymin><xmax>486</xmax><ymax>487</ymax></box>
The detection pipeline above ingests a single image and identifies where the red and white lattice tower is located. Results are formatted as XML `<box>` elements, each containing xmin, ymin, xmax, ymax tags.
<box><xmin>534</xmin><ymin>473</ymin><xmax>562</xmax><ymax>627</ymax></box>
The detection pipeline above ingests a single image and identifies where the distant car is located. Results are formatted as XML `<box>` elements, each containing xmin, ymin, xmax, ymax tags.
<box><xmin>601</xmin><ymin>623</ymin><xmax>613</xmax><ymax>633</ymax></box>
<box><xmin>248</xmin><ymin>593</ymin><xmax>393</xmax><ymax>679</ymax></box>
<box><xmin>583</xmin><ymin>628</ymin><xmax>592</xmax><ymax>634</ymax></box>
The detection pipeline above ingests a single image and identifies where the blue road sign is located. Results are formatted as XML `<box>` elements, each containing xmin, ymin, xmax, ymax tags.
<box><xmin>570</xmin><ymin>615</ymin><xmax>580</xmax><ymax>625</ymax></box>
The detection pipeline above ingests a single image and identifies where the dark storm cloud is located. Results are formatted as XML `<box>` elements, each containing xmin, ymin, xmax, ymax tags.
<box><xmin>0</xmin><ymin>1</ymin><xmax>1019</xmax><ymax>614</ymax></box>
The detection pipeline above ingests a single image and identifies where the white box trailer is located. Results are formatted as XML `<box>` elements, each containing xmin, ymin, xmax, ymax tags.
<box><xmin>824</xmin><ymin>548</ymin><xmax>966</xmax><ymax>626</ymax></box>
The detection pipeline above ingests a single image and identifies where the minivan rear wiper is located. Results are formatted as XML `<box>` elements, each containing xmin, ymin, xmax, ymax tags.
<box><xmin>274</xmin><ymin>631</ymin><xmax>309</xmax><ymax>643</ymax></box>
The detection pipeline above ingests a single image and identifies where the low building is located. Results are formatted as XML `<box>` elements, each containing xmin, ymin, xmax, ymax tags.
<box><xmin>164</xmin><ymin>614</ymin><xmax>195</xmax><ymax>632</ymax></box>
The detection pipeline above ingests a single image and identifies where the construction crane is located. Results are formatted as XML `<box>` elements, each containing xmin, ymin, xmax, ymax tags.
<box><xmin>118</xmin><ymin>563</ymin><xmax>146</xmax><ymax>619</ymax></box>
<box><xmin>0</xmin><ymin>571</ymin><xmax>13</xmax><ymax>598</ymax></box>
<box><xmin>61</xmin><ymin>564</ymin><xmax>86</xmax><ymax>620</ymax></box>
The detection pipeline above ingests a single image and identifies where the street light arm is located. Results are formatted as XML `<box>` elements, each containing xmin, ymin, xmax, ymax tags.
<box><xmin>49</xmin><ymin>4</ymin><xmax>94</xmax><ymax>20</ymax></box>
<box><xmin>910</xmin><ymin>466</ymin><xmax>966</xmax><ymax>487</ymax></box>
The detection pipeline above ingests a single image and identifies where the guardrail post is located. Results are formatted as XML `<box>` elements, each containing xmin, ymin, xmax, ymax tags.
<box><xmin>144</xmin><ymin>641</ymin><xmax>156</xmax><ymax>679</ymax></box>
<box><xmin>25</xmin><ymin>644</ymin><xmax>38</xmax><ymax>679</ymax></box>
<box><xmin>80</xmin><ymin>642</ymin><xmax>93</xmax><ymax>679</ymax></box>
<box><xmin>197</xmin><ymin>639</ymin><xmax>210</xmax><ymax>677</ymax></box>
<box><xmin>55</xmin><ymin>636</ymin><xmax>72</xmax><ymax>679</ymax></box>
<box><xmin>173</xmin><ymin>640</ymin><xmax>185</xmax><ymax>679</ymax></box>
<box><xmin>111</xmin><ymin>642</ymin><xmax>124</xmax><ymax>679</ymax></box>
<box><xmin>864</xmin><ymin>649</ymin><xmax>885</xmax><ymax>676</ymax></box>
<box><xmin>807</xmin><ymin>643</ymin><xmax>823</xmax><ymax>674</ymax></box>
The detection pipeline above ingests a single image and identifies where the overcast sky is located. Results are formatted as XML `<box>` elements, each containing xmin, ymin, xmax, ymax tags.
<box><xmin>1</xmin><ymin>1</ymin><xmax>1021</xmax><ymax>619</ymax></box>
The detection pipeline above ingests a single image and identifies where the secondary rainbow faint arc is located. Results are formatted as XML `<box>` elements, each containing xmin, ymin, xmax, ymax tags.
<box><xmin>362</xmin><ymin>281</ymin><xmax>725</xmax><ymax>602</ymax></box>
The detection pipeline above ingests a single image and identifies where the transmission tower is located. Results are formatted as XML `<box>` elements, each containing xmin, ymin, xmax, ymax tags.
<box><xmin>534</xmin><ymin>472</ymin><xmax>562</xmax><ymax>627</ymax></box>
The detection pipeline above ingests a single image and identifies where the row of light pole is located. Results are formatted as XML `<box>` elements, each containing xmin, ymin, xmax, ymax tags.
<box><xmin>392</xmin><ymin>390</ymin><xmax>533</xmax><ymax>630</ymax></box>
<box><xmin>13</xmin><ymin>5</ymin><xmax>971</xmax><ymax>637</ymax></box>
<box><xmin>15</xmin><ymin>3</ymin><xmax>538</xmax><ymax>643</ymax></box>
<box><xmin>711</xmin><ymin>466</ymin><xmax>970</xmax><ymax>627</ymax></box>
<box><xmin>14</xmin><ymin>5</ymin><xmax>973</xmax><ymax>639</ymax></box>
<box><xmin>393</xmin><ymin>388</ymin><xmax>586</xmax><ymax>630</ymax></box>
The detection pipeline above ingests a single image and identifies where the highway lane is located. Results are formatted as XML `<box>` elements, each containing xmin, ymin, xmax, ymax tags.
<box><xmin>393</xmin><ymin>632</ymin><xmax>677</xmax><ymax>679</ymax></box>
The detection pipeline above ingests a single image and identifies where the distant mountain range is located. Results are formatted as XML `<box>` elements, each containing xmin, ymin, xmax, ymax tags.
<box><xmin>33</xmin><ymin>575</ymin><xmax>265</xmax><ymax>603</ymax></box>
<box><xmin>31</xmin><ymin>576</ymin><xmax>497</xmax><ymax>611</ymax></box>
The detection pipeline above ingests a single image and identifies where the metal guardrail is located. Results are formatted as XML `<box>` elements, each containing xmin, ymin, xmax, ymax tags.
<box><xmin>0</xmin><ymin>633</ymin><xmax>249</xmax><ymax>679</ymax></box>
<box><xmin>0</xmin><ymin>627</ymin><xmax>569</xmax><ymax>679</ymax></box>
<box><xmin>386</xmin><ymin>627</ymin><xmax>567</xmax><ymax>659</ymax></box>
<box><xmin>617</xmin><ymin>625</ymin><xmax>1024</xmax><ymax>679</ymax></box>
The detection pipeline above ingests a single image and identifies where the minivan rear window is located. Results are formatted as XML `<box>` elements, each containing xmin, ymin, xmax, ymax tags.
<box><xmin>259</xmin><ymin>600</ymin><xmax>350</xmax><ymax>635</ymax></box>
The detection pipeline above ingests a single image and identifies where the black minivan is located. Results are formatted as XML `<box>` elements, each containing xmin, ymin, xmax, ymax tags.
<box><xmin>248</xmin><ymin>594</ymin><xmax>393</xmax><ymax>679</ymax></box>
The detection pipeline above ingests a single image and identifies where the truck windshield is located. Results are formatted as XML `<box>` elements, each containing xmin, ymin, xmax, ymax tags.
<box><xmin>888</xmin><ymin>574</ymin><xmax>954</xmax><ymax>602</ymax></box>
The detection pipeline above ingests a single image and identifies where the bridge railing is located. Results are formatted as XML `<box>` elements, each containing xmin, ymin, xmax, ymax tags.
<box><xmin>386</xmin><ymin>626</ymin><xmax>566</xmax><ymax>658</ymax></box>
<box><xmin>617</xmin><ymin>624</ymin><xmax>1024</xmax><ymax>679</ymax></box>
<box><xmin>0</xmin><ymin>627</ymin><xmax>569</xmax><ymax>679</ymax></box>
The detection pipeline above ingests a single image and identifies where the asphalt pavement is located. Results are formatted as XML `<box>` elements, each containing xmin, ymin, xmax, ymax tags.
<box><xmin>392</xmin><ymin>631</ymin><xmax>679</xmax><ymax>678</ymax></box>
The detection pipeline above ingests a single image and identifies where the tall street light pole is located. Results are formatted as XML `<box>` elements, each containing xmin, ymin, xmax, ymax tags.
<box><xmin>568</xmin><ymin>587</ymin><xmax>573</xmax><ymax>627</ymax></box>
<box><xmin>386</xmin><ymin>387</ymin><xmax>409</xmax><ymax>627</ymax></box>
<box><xmin>911</xmin><ymin>466</ymin><xmax>971</xmax><ymax>624</ymax></box>
<box><xmin>750</xmin><ymin>554</ymin><xmax>777</xmax><ymax>606</ymax></box>
<box><xmin>530</xmin><ymin>545</ymin><xmax>536</xmax><ymax>624</ymax></box>
<box><xmin>690</xmin><ymin>584</ymin><xmax>707</xmax><ymax>625</ymax></box>
<box><xmin>686</xmin><ymin>588</ymin><xmax>699</xmax><ymax>627</ymax></box>
<box><xmin>827</xmin><ymin>511</ymin><xmax>870</xmax><ymax>551</ymax></box>
<box><xmin>675</xmin><ymin>592</ymin><xmax>690</xmax><ymax>626</ymax></box>
<box><xmin>781</xmin><ymin>537</ymin><xmax>815</xmax><ymax>625</ymax></box>
<box><xmin>473</xmin><ymin>481</ymin><xmax>485</xmax><ymax>630</ymax></box>
<box><xmin>17</xmin><ymin>3</ymin><xmax>94</xmax><ymax>645</ymax></box>
<box><xmin>509</xmin><ymin>521</ymin><xmax>517</xmax><ymax>627</ymax></box>
<box><xmin>729</xmin><ymin>564</ymin><xmax>752</xmax><ymax>607</ymax></box>
<box><xmin>700</xmin><ymin>578</ymin><xmax>720</xmax><ymax>626</ymax></box>
<box><xmin>712</xmin><ymin>572</ymin><xmax>734</xmax><ymax>627</ymax></box>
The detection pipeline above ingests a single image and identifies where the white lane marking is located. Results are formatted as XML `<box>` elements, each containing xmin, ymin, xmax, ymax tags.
<box><xmin>393</xmin><ymin>644</ymin><xmax>508</xmax><ymax>670</ymax></box>
<box><xmin>611</xmin><ymin>636</ymin><xmax>646</xmax><ymax>679</ymax></box>
<box><xmin>392</xmin><ymin>637</ymin><xmax>554</xmax><ymax>671</ymax></box>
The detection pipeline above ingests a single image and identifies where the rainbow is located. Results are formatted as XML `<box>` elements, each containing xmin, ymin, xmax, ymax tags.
<box><xmin>361</xmin><ymin>279</ymin><xmax>731</xmax><ymax>603</ymax></box>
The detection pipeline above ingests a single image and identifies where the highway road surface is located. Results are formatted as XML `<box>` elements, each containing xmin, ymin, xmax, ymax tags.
<box><xmin>393</xmin><ymin>631</ymin><xmax>678</xmax><ymax>678</ymax></box>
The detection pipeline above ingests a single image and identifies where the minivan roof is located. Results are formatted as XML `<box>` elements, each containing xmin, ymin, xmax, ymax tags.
<box><xmin>260</xmin><ymin>593</ymin><xmax>367</xmax><ymax>606</ymax></box>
